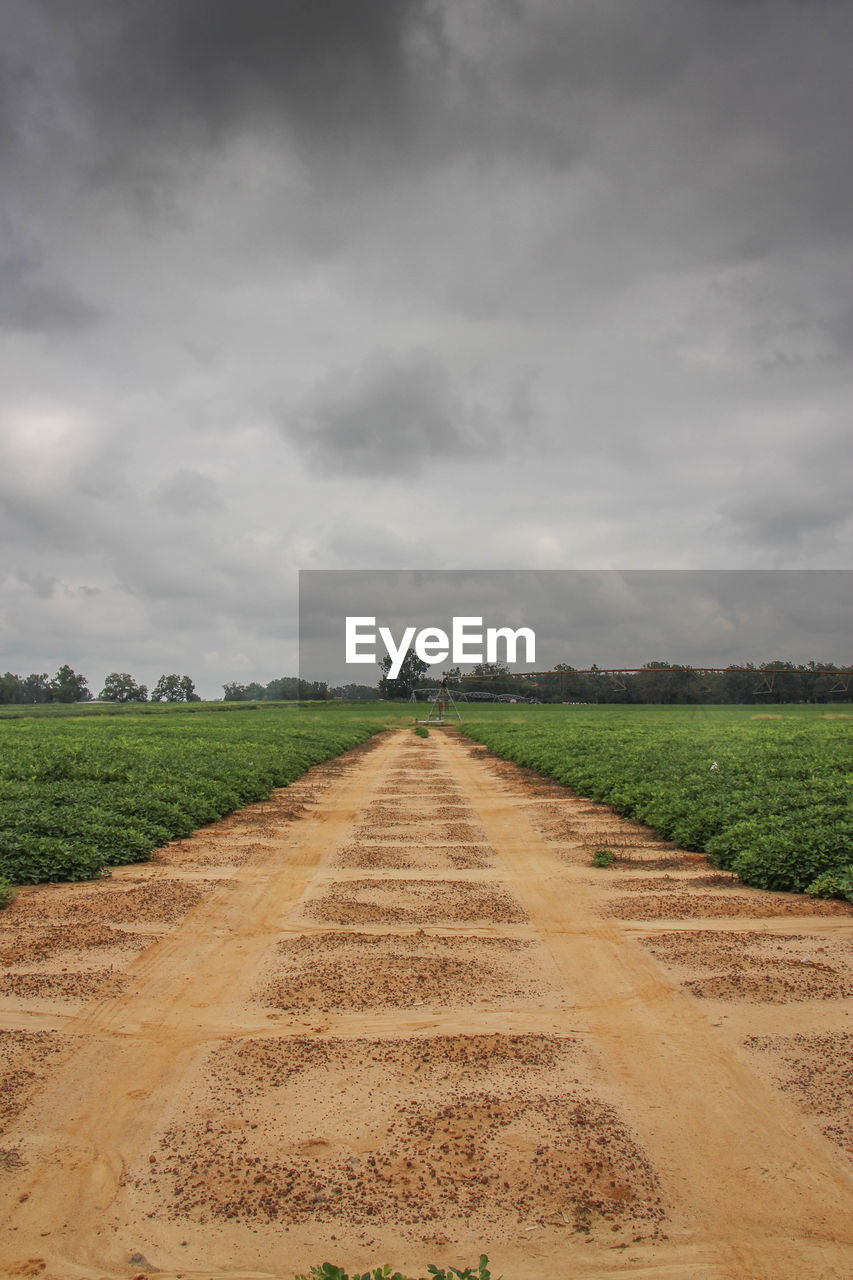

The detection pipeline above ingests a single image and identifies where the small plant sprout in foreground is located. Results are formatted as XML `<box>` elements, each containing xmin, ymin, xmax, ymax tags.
<box><xmin>592</xmin><ymin>848</ymin><xmax>615</xmax><ymax>868</ymax></box>
<box><xmin>414</xmin><ymin>725</ymin><xmax>430</xmax><ymax>738</ymax></box>
<box><xmin>294</xmin><ymin>1256</ymin><xmax>495</xmax><ymax>1280</ymax></box>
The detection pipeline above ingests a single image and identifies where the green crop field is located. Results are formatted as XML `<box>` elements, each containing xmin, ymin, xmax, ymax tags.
<box><xmin>457</xmin><ymin>703</ymin><xmax>853</xmax><ymax>899</ymax></box>
<box><xmin>3</xmin><ymin>699</ymin><xmax>851</xmax><ymax>901</ymax></box>
<box><xmin>0</xmin><ymin>701</ymin><xmax>408</xmax><ymax>888</ymax></box>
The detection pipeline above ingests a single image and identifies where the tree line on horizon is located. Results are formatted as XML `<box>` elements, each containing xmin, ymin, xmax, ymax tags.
<box><xmin>222</xmin><ymin>677</ymin><xmax>374</xmax><ymax>702</ymax></box>
<box><xmin>2</xmin><ymin>657</ymin><xmax>849</xmax><ymax>707</ymax></box>
<box><xmin>377</xmin><ymin>652</ymin><xmax>853</xmax><ymax>704</ymax></box>
<box><xmin>226</xmin><ymin>655</ymin><xmax>852</xmax><ymax>705</ymax></box>
<box><xmin>0</xmin><ymin>667</ymin><xmax>200</xmax><ymax>705</ymax></box>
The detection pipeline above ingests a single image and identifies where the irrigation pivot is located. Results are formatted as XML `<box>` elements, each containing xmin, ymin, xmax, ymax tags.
<box><xmin>411</xmin><ymin>676</ymin><xmax>463</xmax><ymax>724</ymax></box>
<box><xmin>454</xmin><ymin>665</ymin><xmax>853</xmax><ymax>698</ymax></box>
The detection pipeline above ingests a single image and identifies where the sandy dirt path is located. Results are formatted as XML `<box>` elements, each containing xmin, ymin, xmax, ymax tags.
<box><xmin>1</xmin><ymin>726</ymin><xmax>852</xmax><ymax>1280</ymax></box>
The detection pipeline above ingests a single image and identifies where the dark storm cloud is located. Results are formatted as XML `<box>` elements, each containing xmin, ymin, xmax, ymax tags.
<box><xmin>475</xmin><ymin>0</ymin><xmax>853</xmax><ymax>266</ymax></box>
<box><xmin>287</xmin><ymin>351</ymin><xmax>506</xmax><ymax>477</ymax></box>
<box><xmin>12</xmin><ymin>0</ymin><xmax>847</xmax><ymax>240</ymax></box>
<box><xmin>4</xmin><ymin>0</ymin><xmax>441</xmax><ymax>173</ymax></box>
<box><xmin>3</xmin><ymin>1</ymin><xmax>853</xmax><ymax>693</ymax></box>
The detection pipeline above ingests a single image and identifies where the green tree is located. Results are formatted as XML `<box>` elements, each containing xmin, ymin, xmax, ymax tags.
<box><xmin>223</xmin><ymin>682</ymin><xmax>248</xmax><ymax>701</ymax></box>
<box><xmin>467</xmin><ymin>661</ymin><xmax>512</xmax><ymax>695</ymax></box>
<box><xmin>378</xmin><ymin>649</ymin><xmax>428</xmax><ymax>699</ymax></box>
<box><xmin>265</xmin><ymin>677</ymin><xmax>302</xmax><ymax>700</ymax></box>
<box><xmin>531</xmin><ymin>662</ymin><xmax>583</xmax><ymax>703</ymax></box>
<box><xmin>16</xmin><ymin>673</ymin><xmax>51</xmax><ymax>703</ymax></box>
<box><xmin>152</xmin><ymin>674</ymin><xmax>199</xmax><ymax>702</ymax></box>
<box><xmin>241</xmin><ymin>681</ymin><xmax>266</xmax><ymax>700</ymax></box>
<box><xmin>632</xmin><ymin>661</ymin><xmax>700</xmax><ymax>704</ymax></box>
<box><xmin>299</xmin><ymin>679</ymin><xmax>329</xmax><ymax>700</ymax></box>
<box><xmin>100</xmin><ymin>672</ymin><xmax>148</xmax><ymax>702</ymax></box>
<box><xmin>332</xmin><ymin>683</ymin><xmax>379</xmax><ymax>701</ymax></box>
<box><xmin>720</xmin><ymin>663</ymin><xmax>757</xmax><ymax>704</ymax></box>
<box><xmin>179</xmin><ymin>675</ymin><xmax>200</xmax><ymax>702</ymax></box>
<box><xmin>267</xmin><ymin>680</ymin><xmax>307</xmax><ymax>701</ymax></box>
<box><xmin>151</xmin><ymin>674</ymin><xmax>182</xmax><ymax>702</ymax></box>
<box><xmin>758</xmin><ymin>659</ymin><xmax>799</xmax><ymax>703</ymax></box>
<box><xmin>223</xmin><ymin>676</ymin><xmax>329</xmax><ymax>702</ymax></box>
<box><xmin>50</xmin><ymin>664</ymin><xmax>90</xmax><ymax>703</ymax></box>
<box><xmin>0</xmin><ymin>672</ymin><xmax>21</xmax><ymax>704</ymax></box>
<box><xmin>804</xmin><ymin>661</ymin><xmax>844</xmax><ymax>704</ymax></box>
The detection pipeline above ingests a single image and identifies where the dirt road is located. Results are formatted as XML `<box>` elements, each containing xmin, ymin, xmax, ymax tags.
<box><xmin>1</xmin><ymin>727</ymin><xmax>852</xmax><ymax>1280</ymax></box>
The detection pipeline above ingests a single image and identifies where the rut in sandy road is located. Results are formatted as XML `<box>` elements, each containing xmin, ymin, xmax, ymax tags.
<box><xmin>438</xmin><ymin>730</ymin><xmax>853</xmax><ymax>1279</ymax></box>
<box><xmin>0</xmin><ymin>727</ymin><xmax>852</xmax><ymax>1280</ymax></box>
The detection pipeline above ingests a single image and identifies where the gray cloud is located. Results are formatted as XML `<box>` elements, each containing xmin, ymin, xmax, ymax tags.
<box><xmin>0</xmin><ymin>485</ymin><xmax>91</xmax><ymax>555</ymax></box>
<box><xmin>2</xmin><ymin>0</ymin><xmax>439</xmax><ymax>178</ymax></box>
<box><xmin>155</xmin><ymin>469</ymin><xmax>223</xmax><ymax>515</ymax></box>
<box><xmin>2</xmin><ymin>1</ymin><xmax>853</xmax><ymax>694</ymax></box>
<box><xmin>718</xmin><ymin>490</ymin><xmax>853</xmax><ymax>556</ymax></box>
<box><xmin>0</xmin><ymin>251</ymin><xmax>100</xmax><ymax>333</ymax></box>
<box><xmin>287</xmin><ymin>351</ymin><xmax>506</xmax><ymax>476</ymax></box>
<box><xmin>14</xmin><ymin>568</ymin><xmax>58</xmax><ymax>599</ymax></box>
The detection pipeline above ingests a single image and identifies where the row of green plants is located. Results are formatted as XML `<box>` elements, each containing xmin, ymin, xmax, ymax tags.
<box><xmin>458</xmin><ymin>704</ymin><xmax>853</xmax><ymax>898</ymax></box>
<box><xmin>294</xmin><ymin>1256</ymin><xmax>494</xmax><ymax>1280</ymax></box>
<box><xmin>0</xmin><ymin>705</ymin><xmax>387</xmax><ymax>885</ymax></box>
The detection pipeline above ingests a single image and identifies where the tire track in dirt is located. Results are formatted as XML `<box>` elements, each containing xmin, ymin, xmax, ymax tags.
<box><xmin>0</xmin><ymin>733</ymin><xmax>401</xmax><ymax>1278</ymax></box>
<box><xmin>438</xmin><ymin>731</ymin><xmax>853</xmax><ymax>1280</ymax></box>
<box><xmin>0</xmin><ymin>727</ymin><xmax>851</xmax><ymax>1280</ymax></box>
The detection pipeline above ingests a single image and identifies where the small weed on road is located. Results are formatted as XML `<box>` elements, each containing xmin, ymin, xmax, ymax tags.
<box><xmin>295</xmin><ymin>1256</ymin><xmax>495</xmax><ymax>1280</ymax></box>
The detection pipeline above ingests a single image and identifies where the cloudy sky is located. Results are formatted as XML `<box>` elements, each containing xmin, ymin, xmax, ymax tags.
<box><xmin>2</xmin><ymin>1</ymin><xmax>852</xmax><ymax>696</ymax></box>
<box><xmin>301</xmin><ymin>570</ymin><xmax>853</xmax><ymax>683</ymax></box>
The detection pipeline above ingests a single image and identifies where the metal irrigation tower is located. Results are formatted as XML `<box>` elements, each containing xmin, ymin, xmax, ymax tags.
<box><xmin>410</xmin><ymin>677</ymin><xmax>463</xmax><ymax>724</ymax></box>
